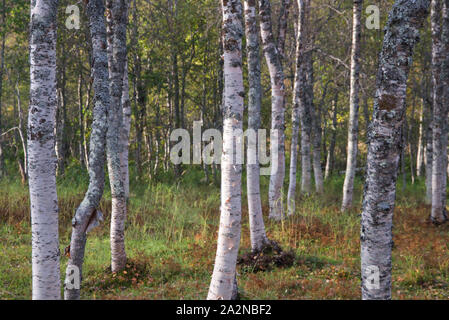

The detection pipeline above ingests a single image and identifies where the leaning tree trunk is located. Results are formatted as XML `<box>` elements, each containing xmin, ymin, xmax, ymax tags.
<box><xmin>341</xmin><ymin>0</ymin><xmax>363</xmax><ymax>211</ymax></box>
<box><xmin>64</xmin><ymin>0</ymin><xmax>109</xmax><ymax>300</ymax></box>
<box><xmin>361</xmin><ymin>0</ymin><xmax>429</xmax><ymax>300</ymax></box>
<box><xmin>208</xmin><ymin>0</ymin><xmax>244</xmax><ymax>300</ymax></box>
<box><xmin>287</xmin><ymin>0</ymin><xmax>306</xmax><ymax>215</ymax></box>
<box><xmin>244</xmin><ymin>0</ymin><xmax>269</xmax><ymax>250</ymax></box>
<box><xmin>430</xmin><ymin>0</ymin><xmax>448</xmax><ymax>224</ymax></box>
<box><xmin>28</xmin><ymin>0</ymin><xmax>60</xmax><ymax>300</ymax></box>
<box><xmin>106</xmin><ymin>0</ymin><xmax>128</xmax><ymax>273</ymax></box>
<box><xmin>259</xmin><ymin>0</ymin><xmax>286</xmax><ymax>220</ymax></box>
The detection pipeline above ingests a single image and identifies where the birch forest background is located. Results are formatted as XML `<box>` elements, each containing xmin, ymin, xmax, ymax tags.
<box><xmin>1</xmin><ymin>0</ymin><xmax>449</xmax><ymax>300</ymax></box>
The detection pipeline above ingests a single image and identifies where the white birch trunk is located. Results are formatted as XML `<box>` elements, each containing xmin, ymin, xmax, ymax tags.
<box><xmin>106</xmin><ymin>0</ymin><xmax>128</xmax><ymax>273</ymax></box>
<box><xmin>430</xmin><ymin>0</ymin><xmax>448</xmax><ymax>224</ymax></box>
<box><xmin>28</xmin><ymin>0</ymin><xmax>60</xmax><ymax>300</ymax></box>
<box><xmin>325</xmin><ymin>93</ymin><xmax>338</xmax><ymax>180</ymax></box>
<box><xmin>208</xmin><ymin>0</ymin><xmax>244</xmax><ymax>300</ymax></box>
<box><xmin>416</xmin><ymin>98</ymin><xmax>424</xmax><ymax>177</ymax></box>
<box><xmin>361</xmin><ymin>0</ymin><xmax>429</xmax><ymax>300</ymax></box>
<box><xmin>287</xmin><ymin>0</ymin><xmax>306</xmax><ymax>214</ymax></box>
<box><xmin>341</xmin><ymin>0</ymin><xmax>363</xmax><ymax>211</ymax></box>
<box><xmin>259</xmin><ymin>0</ymin><xmax>286</xmax><ymax>220</ymax></box>
<box><xmin>121</xmin><ymin>60</ymin><xmax>131</xmax><ymax>199</ymax></box>
<box><xmin>244</xmin><ymin>0</ymin><xmax>269</xmax><ymax>250</ymax></box>
<box><xmin>298</xmin><ymin>0</ymin><xmax>312</xmax><ymax>194</ymax></box>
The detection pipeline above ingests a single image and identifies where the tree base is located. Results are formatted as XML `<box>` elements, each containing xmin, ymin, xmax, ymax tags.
<box><xmin>237</xmin><ymin>240</ymin><xmax>295</xmax><ymax>272</ymax></box>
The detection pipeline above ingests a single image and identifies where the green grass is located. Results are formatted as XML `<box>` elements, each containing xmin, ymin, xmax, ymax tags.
<box><xmin>1</xmin><ymin>167</ymin><xmax>449</xmax><ymax>299</ymax></box>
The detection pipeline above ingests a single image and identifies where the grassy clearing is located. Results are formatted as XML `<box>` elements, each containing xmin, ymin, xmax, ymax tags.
<box><xmin>1</xmin><ymin>166</ymin><xmax>449</xmax><ymax>300</ymax></box>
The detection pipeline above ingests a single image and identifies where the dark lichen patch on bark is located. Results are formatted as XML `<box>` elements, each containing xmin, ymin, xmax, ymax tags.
<box><xmin>379</xmin><ymin>94</ymin><xmax>398</xmax><ymax>111</ymax></box>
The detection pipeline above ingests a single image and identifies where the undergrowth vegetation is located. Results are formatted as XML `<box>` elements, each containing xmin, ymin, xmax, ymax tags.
<box><xmin>1</xmin><ymin>165</ymin><xmax>449</xmax><ymax>299</ymax></box>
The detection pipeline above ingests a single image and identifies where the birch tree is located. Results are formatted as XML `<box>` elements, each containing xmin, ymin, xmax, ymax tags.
<box><xmin>308</xmin><ymin>48</ymin><xmax>324</xmax><ymax>194</ymax></box>
<box><xmin>341</xmin><ymin>0</ymin><xmax>363</xmax><ymax>211</ymax></box>
<box><xmin>106</xmin><ymin>0</ymin><xmax>128</xmax><ymax>273</ymax></box>
<box><xmin>259</xmin><ymin>0</ymin><xmax>286</xmax><ymax>220</ymax></box>
<box><xmin>28</xmin><ymin>0</ymin><xmax>60</xmax><ymax>300</ymax></box>
<box><xmin>325</xmin><ymin>92</ymin><xmax>338</xmax><ymax>180</ymax></box>
<box><xmin>244</xmin><ymin>0</ymin><xmax>269</xmax><ymax>250</ymax></box>
<box><xmin>361</xmin><ymin>0</ymin><xmax>430</xmax><ymax>300</ymax></box>
<box><xmin>298</xmin><ymin>0</ymin><xmax>312</xmax><ymax>194</ymax></box>
<box><xmin>208</xmin><ymin>0</ymin><xmax>244</xmax><ymax>300</ymax></box>
<box><xmin>430</xmin><ymin>0</ymin><xmax>448</xmax><ymax>224</ymax></box>
<box><xmin>121</xmin><ymin>60</ymin><xmax>131</xmax><ymax>200</ymax></box>
<box><xmin>65</xmin><ymin>0</ymin><xmax>109</xmax><ymax>300</ymax></box>
<box><xmin>287</xmin><ymin>0</ymin><xmax>307</xmax><ymax>214</ymax></box>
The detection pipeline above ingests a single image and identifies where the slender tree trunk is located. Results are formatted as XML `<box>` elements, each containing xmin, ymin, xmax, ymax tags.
<box><xmin>341</xmin><ymin>0</ymin><xmax>363</xmax><ymax>211</ymax></box>
<box><xmin>308</xmin><ymin>48</ymin><xmax>324</xmax><ymax>194</ymax></box>
<box><xmin>361</xmin><ymin>0</ymin><xmax>429</xmax><ymax>300</ymax></box>
<box><xmin>325</xmin><ymin>92</ymin><xmax>338</xmax><ymax>180</ymax></box>
<box><xmin>276</xmin><ymin>0</ymin><xmax>290</xmax><ymax>61</ymax></box>
<box><xmin>56</xmin><ymin>45</ymin><xmax>67</xmax><ymax>176</ymax></box>
<box><xmin>28</xmin><ymin>0</ymin><xmax>60</xmax><ymax>300</ymax></box>
<box><xmin>106</xmin><ymin>0</ymin><xmax>128</xmax><ymax>273</ymax></box>
<box><xmin>0</xmin><ymin>0</ymin><xmax>6</xmax><ymax>179</ymax></box>
<box><xmin>298</xmin><ymin>0</ymin><xmax>312</xmax><ymax>194</ymax></box>
<box><xmin>259</xmin><ymin>0</ymin><xmax>286</xmax><ymax>220</ymax></box>
<box><xmin>425</xmin><ymin>87</ymin><xmax>434</xmax><ymax>203</ymax></box>
<box><xmin>64</xmin><ymin>0</ymin><xmax>109</xmax><ymax>300</ymax></box>
<box><xmin>431</xmin><ymin>0</ymin><xmax>448</xmax><ymax>224</ymax></box>
<box><xmin>78</xmin><ymin>73</ymin><xmax>86</xmax><ymax>168</ymax></box>
<box><xmin>244</xmin><ymin>0</ymin><xmax>269</xmax><ymax>250</ymax></box>
<box><xmin>442</xmin><ymin>0</ymin><xmax>449</xmax><ymax>212</ymax></box>
<box><xmin>416</xmin><ymin>97</ymin><xmax>425</xmax><ymax>177</ymax></box>
<box><xmin>121</xmin><ymin>60</ymin><xmax>131</xmax><ymax>199</ymax></box>
<box><xmin>14</xmin><ymin>78</ymin><xmax>28</xmax><ymax>181</ymax></box>
<box><xmin>287</xmin><ymin>0</ymin><xmax>305</xmax><ymax>215</ymax></box>
<box><xmin>208</xmin><ymin>0</ymin><xmax>243</xmax><ymax>300</ymax></box>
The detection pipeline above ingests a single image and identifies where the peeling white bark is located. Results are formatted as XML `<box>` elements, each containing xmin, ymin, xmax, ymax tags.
<box><xmin>342</xmin><ymin>0</ymin><xmax>363</xmax><ymax>211</ymax></box>
<box><xmin>244</xmin><ymin>0</ymin><xmax>268</xmax><ymax>250</ymax></box>
<box><xmin>259</xmin><ymin>0</ymin><xmax>286</xmax><ymax>220</ymax></box>
<box><xmin>208</xmin><ymin>0</ymin><xmax>244</xmax><ymax>300</ymax></box>
<box><xmin>287</xmin><ymin>0</ymin><xmax>306</xmax><ymax>214</ymax></box>
<box><xmin>28</xmin><ymin>0</ymin><xmax>61</xmax><ymax>300</ymax></box>
<box><xmin>106</xmin><ymin>0</ymin><xmax>128</xmax><ymax>273</ymax></box>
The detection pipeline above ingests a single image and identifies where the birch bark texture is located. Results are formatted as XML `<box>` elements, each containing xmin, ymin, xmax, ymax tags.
<box><xmin>28</xmin><ymin>0</ymin><xmax>60</xmax><ymax>300</ymax></box>
<box><xmin>121</xmin><ymin>60</ymin><xmax>131</xmax><ymax>199</ymax></box>
<box><xmin>64</xmin><ymin>0</ymin><xmax>109</xmax><ymax>300</ymax></box>
<box><xmin>298</xmin><ymin>0</ymin><xmax>313</xmax><ymax>194</ymax></box>
<box><xmin>430</xmin><ymin>0</ymin><xmax>448</xmax><ymax>224</ymax></box>
<box><xmin>244</xmin><ymin>0</ymin><xmax>269</xmax><ymax>251</ymax></box>
<box><xmin>325</xmin><ymin>92</ymin><xmax>338</xmax><ymax>180</ymax></box>
<box><xmin>361</xmin><ymin>0</ymin><xmax>430</xmax><ymax>300</ymax></box>
<box><xmin>308</xmin><ymin>49</ymin><xmax>324</xmax><ymax>194</ymax></box>
<box><xmin>106</xmin><ymin>0</ymin><xmax>128</xmax><ymax>273</ymax></box>
<box><xmin>208</xmin><ymin>0</ymin><xmax>244</xmax><ymax>300</ymax></box>
<box><xmin>341</xmin><ymin>0</ymin><xmax>363</xmax><ymax>211</ymax></box>
<box><xmin>287</xmin><ymin>0</ymin><xmax>306</xmax><ymax>215</ymax></box>
<box><xmin>259</xmin><ymin>0</ymin><xmax>286</xmax><ymax>220</ymax></box>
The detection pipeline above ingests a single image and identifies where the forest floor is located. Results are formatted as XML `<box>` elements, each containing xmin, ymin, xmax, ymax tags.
<box><xmin>1</xmin><ymin>165</ymin><xmax>449</xmax><ymax>300</ymax></box>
